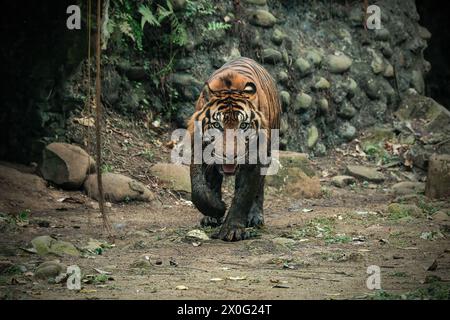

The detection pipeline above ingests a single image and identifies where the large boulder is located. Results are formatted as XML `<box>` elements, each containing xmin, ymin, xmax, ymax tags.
<box><xmin>84</xmin><ymin>173</ymin><xmax>155</xmax><ymax>203</ymax></box>
<box><xmin>40</xmin><ymin>143</ymin><xmax>95</xmax><ymax>190</ymax></box>
<box><xmin>149</xmin><ymin>163</ymin><xmax>191</xmax><ymax>193</ymax></box>
<box><xmin>396</xmin><ymin>94</ymin><xmax>450</xmax><ymax>135</ymax></box>
<box><xmin>0</xmin><ymin>164</ymin><xmax>48</xmax><ymax>212</ymax></box>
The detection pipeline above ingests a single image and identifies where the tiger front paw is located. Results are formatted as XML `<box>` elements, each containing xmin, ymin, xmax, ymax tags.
<box><xmin>212</xmin><ymin>223</ymin><xmax>250</xmax><ymax>242</ymax></box>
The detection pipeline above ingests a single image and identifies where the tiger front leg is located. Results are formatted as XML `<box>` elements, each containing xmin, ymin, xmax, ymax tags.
<box><xmin>214</xmin><ymin>165</ymin><xmax>263</xmax><ymax>241</ymax></box>
<box><xmin>190</xmin><ymin>164</ymin><xmax>226</xmax><ymax>226</ymax></box>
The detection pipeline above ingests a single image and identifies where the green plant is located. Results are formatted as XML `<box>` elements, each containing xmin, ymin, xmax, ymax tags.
<box><xmin>206</xmin><ymin>21</ymin><xmax>232</xmax><ymax>31</ymax></box>
<box><xmin>185</xmin><ymin>0</ymin><xmax>214</xmax><ymax>20</ymax></box>
<box><xmin>140</xmin><ymin>149</ymin><xmax>154</xmax><ymax>161</ymax></box>
<box><xmin>101</xmin><ymin>163</ymin><xmax>114</xmax><ymax>173</ymax></box>
<box><xmin>138</xmin><ymin>1</ymin><xmax>188</xmax><ymax>47</ymax></box>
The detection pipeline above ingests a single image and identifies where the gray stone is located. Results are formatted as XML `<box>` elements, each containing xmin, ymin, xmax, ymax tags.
<box><xmin>346</xmin><ymin>165</ymin><xmax>385</xmax><ymax>183</ymax></box>
<box><xmin>338</xmin><ymin>122</ymin><xmax>356</xmax><ymax>141</ymax></box>
<box><xmin>249</xmin><ymin>10</ymin><xmax>277</xmax><ymax>28</ymax></box>
<box><xmin>326</xmin><ymin>54</ymin><xmax>352</xmax><ymax>73</ymax></box>
<box><xmin>374</xmin><ymin>28</ymin><xmax>390</xmax><ymax>41</ymax></box>
<box><xmin>84</xmin><ymin>173</ymin><xmax>155</xmax><ymax>203</ymax></box>
<box><xmin>338</xmin><ymin>102</ymin><xmax>357</xmax><ymax>119</ymax></box>
<box><xmin>331</xmin><ymin>175</ymin><xmax>356</xmax><ymax>188</ymax></box>
<box><xmin>261</xmin><ymin>48</ymin><xmax>282</xmax><ymax>64</ymax></box>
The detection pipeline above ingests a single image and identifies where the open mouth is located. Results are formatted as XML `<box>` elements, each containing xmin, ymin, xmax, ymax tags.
<box><xmin>222</xmin><ymin>164</ymin><xmax>236</xmax><ymax>174</ymax></box>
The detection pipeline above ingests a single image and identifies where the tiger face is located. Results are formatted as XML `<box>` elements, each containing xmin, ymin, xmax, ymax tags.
<box><xmin>192</xmin><ymin>71</ymin><xmax>269</xmax><ymax>175</ymax></box>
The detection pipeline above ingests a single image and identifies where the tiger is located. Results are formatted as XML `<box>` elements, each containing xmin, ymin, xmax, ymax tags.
<box><xmin>187</xmin><ymin>57</ymin><xmax>281</xmax><ymax>241</ymax></box>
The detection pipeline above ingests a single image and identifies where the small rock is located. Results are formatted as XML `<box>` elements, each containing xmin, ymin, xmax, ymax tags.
<box><xmin>338</xmin><ymin>122</ymin><xmax>356</xmax><ymax>141</ymax></box>
<box><xmin>331</xmin><ymin>175</ymin><xmax>356</xmax><ymax>188</ymax></box>
<box><xmin>261</xmin><ymin>48</ymin><xmax>282</xmax><ymax>64</ymax></box>
<box><xmin>307</xmin><ymin>125</ymin><xmax>319</xmax><ymax>148</ymax></box>
<box><xmin>186</xmin><ymin>229</ymin><xmax>210</xmax><ymax>241</ymax></box>
<box><xmin>318</xmin><ymin>98</ymin><xmax>329</xmax><ymax>114</ymax></box>
<box><xmin>271</xmin><ymin>29</ymin><xmax>285</xmax><ymax>45</ymax></box>
<box><xmin>34</xmin><ymin>261</ymin><xmax>65</xmax><ymax>280</ymax></box>
<box><xmin>346</xmin><ymin>165</ymin><xmax>385</xmax><ymax>183</ymax></box>
<box><xmin>326</xmin><ymin>54</ymin><xmax>352</xmax><ymax>73</ymax></box>
<box><xmin>391</xmin><ymin>182</ymin><xmax>425</xmax><ymax>196</ymax></box>
<box><xmin>314</xmin><ymin>77</ymin><xmax>331</xmax><ymax>90</ymax></box>
<box><xmin>374</xmin><ymin>28</ymin><xmax>390</xmax><ymax>41</ymax></box>
<box><xmin>294</xmin><ymin>58</ymin><xmax>312</xmax><ymax>77</ymax></box>
<box><xmin>31</xmin><ymin>235</ymin><xmax>80</xmax><ymax>257</ymax></box>
<box><xmin>383</xmin><ymin>64</ymin><xmax>395</xmax><ymax>78</ymax></box>
<box><xmin>345</xmin><ymin>78</ymin><xmax>358</xmax><ymax>97</ymax></box>
<box><xmin>388</xmin><ymin>203</ymin><xmax>424</xmax><ymax>218</ymax></box>
<box><xmin>306</xmin><ymin>50</ymin><xmax>322</xmax><ymax>66</ymax></box>
<box><xmin>294</xmin><ymin>93</ymin><xmax>312</xmax><ymax>111</ymax></box>
<box><xmin>272</xmin><ymin>237</ymin><xmax>296</xmax><ymax>246</ymax></box>
<box><xmin>249</xmin><ymin>10</ymin><xmax>277</xmax><ymax>28</ymax></box>
<box><xmin>84</xmin><ymin>173</ymin><xmax>155</xmax><ymax>203</ymax></box>
<box><xmin>278</xmin><ymin>71</ymin><xmax>289</xmax><ymax>83</ymax></box>
<box><xmin>418</xmin><ymin>26</ymin><xmax>432</xmax><ymax>40</ymax></box>
<box><xmin>279</xmin><ymin>91</ymin><xmax>290</xmax><ymax>110</ymax></box>
<box><xmin>338</xmin><ymin>102</ymin><xmax>357</xmax><ymax>119</ymax></box>
<box><xmin>371</xmin><ymin>55</ymin><xmax>385</xmax><ymax>74</ymax></box>
<box><xmin>433</xmin><ymin>211</ymin><xmax>450</xmax><ymax>223</ymax></box>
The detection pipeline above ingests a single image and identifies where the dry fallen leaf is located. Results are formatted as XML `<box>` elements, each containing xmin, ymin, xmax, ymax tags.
<box><xmin>176</xmin><ymin>285</ymin><xmax>188</xmax><ymax>290</ymax></box>
<box><xmin>227</xmin><ymin>276</ymin><xmax>246</xmax><ymax>281</ymax></box>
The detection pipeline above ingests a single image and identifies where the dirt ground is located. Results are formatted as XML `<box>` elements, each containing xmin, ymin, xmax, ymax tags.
<box><xmin>1</xmin><ymin>163</ymin><xmax>449</xmax><ymax>300</ymax></box>
<box><xmin>0</xmin><ymin>115</ymin><xmax>449</xmax><ymax>300</ymax></box>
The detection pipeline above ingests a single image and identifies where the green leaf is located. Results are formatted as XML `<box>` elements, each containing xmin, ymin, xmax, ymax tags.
<box><xmin>139</xmin><ymin>5</ymin><xmax>160</xmax><ymax>29</ymax></box>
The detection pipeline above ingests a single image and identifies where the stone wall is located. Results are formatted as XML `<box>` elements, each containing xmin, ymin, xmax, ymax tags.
<box><xmin>167</xmin><ymin>0</ymin><xmax>431</xmax><ymax>155</ymax></box>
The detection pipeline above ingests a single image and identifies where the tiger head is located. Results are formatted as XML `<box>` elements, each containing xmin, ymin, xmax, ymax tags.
<box><xmin>188</xmin><ymin>71</ymin><xmax>269</xmax><ymax>175</ymax></box>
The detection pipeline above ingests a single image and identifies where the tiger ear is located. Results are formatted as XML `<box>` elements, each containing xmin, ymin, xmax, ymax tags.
<box><xmin>202</xmin><ymin>83</ymin><xmax>212</xmax><ymax>101</ymax></box>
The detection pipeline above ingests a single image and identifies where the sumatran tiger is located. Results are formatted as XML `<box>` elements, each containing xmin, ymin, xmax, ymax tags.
<box><xmin>187</xmin><ymin>57</ymin><xmax>281</xmax><ymax>241</ymax></box>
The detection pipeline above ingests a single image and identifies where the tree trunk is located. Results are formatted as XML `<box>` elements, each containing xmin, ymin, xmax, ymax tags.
<box><xmin>425</xmin><ymin>154</ymin><xmax>450</xmax><ymax>199</ymax></box>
